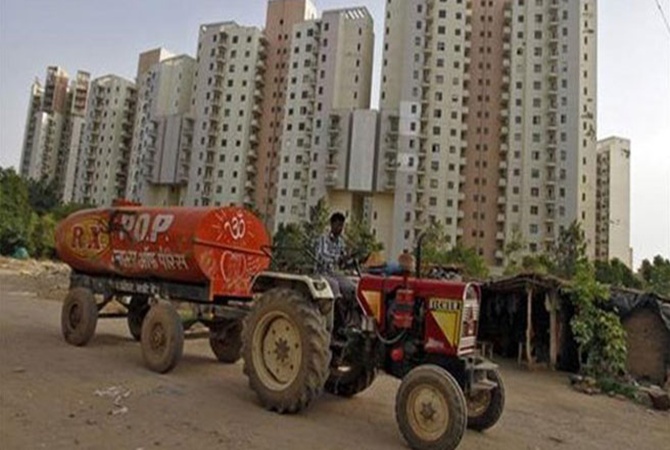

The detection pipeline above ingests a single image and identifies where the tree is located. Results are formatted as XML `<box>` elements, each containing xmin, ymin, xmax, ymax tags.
<box><xmin>639</xmin><ymin>255</ymin><xmax>670</xmax><ymax>297</ymax></box>
<box><xmin>551</xmin><ymin>221</ymin><xmax>588</xmax><ymax>279</ymax></box>
<box><xmin>270</xmin><ymin>223</ymin><xmax>313</xmax><ymax>273</ymax></box>
<box><xmin>27</xmin><ymin>177</ymin><xmax>62</xmax><ymax>215</ymax></box>
<box><xmin>420</xmin><ymin>221</ymin><xmax>489</xmax><ymax>279</ymax></box>
<box><xmin>0</xmin><ymin>168</ymin><xmax>33</xmax><ymax>255</ymax></box>
<box><xmin>569</xmin><ymin>261</ymin><xmax>628</xmax><ymax>378</ymax></box>
<box><xmin>594</xmin><ymin>258</ymin><xmax>643</xmax><ymax>290</ymax></box>
<box><xmin>503</xmin><ymin>226</ymin><xmax>526</xmax><ymax>275</ymax></box>
<box><xmin>344</xmin><ymin>218</ymin><xmax>384</xmax><ymax>259</ymax></box>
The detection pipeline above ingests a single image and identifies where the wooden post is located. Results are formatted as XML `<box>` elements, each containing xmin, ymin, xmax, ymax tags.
<box><xmin>548</xmin><ymin>290</ymin><xmax>558</xmax><ymax>369</ymax></box>
<box><xmin>526</xmin><ymin>286</ymin><xmax>533</xmax><ymax>367</ymax></box>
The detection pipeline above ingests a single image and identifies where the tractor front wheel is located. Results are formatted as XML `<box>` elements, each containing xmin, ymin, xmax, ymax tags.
<box><xmin>140</xmin><ymin>302</ymin><xmax>184</xmax><ymax>373</ymax></box>
<box><xmin>466</xmin><ymin>369</ymin><xmax>505</xmax><ymax>431</ymax></box>
<box><xmin>242</xmin><ymin>288</ymin><xmax>331</xmax><ymax>414</ymax></box>
<box><xmin>396</xmin><ymin>365</ymin><xmax>467</xmax><ymax>450</ymax></box>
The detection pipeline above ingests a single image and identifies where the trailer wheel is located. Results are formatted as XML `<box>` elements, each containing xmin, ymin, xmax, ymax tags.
<box><xmin>242</xmin><ymin>288</ymin><xmax>331</xmax><ymax>414</ymax></box>
<box><xmin>209</xmin><ymin>320</ymin><xmax>243</xmax><ymax>363</ymax></box>
<box><xmin>127</xmin><ymin>296</ymin><xmax>150</xmax><ymax>341</ymax></box>
<box><xmin>140</xmin><ymin>302</ymin><xmax>184</xmax><ymax>373</ymax></box>
<box><xmin>466</xmin><ymin>369</ymin><xmax>505</xmax><ymax>431</ymax></box>
<box><xmin>61</xmin><ymin>287</ymin><xmax>98</xmax><ymax>346</ymax></box>
<box><xmin>396</xmin><ymin>365</ymin><xmax>467</xmax><ymax>450</ymax></box>
<box><xmin>325</xmin><ymin>365</ymin><xmax>376</xmax><ymax>398</ymax></box>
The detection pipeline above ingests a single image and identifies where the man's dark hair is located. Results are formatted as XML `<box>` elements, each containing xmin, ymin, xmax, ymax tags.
<box><xmin>330</xmin><ymin>212</ymin><xmax>346</xmax><ymax>225</ymax></box>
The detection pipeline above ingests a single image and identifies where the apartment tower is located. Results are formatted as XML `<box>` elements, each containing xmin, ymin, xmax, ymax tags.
<box><xmin>255</xmin><ymin>0</ymin><xmax>318</xmax><ymax>227</ymax></box>
<box><xmin>273</xmin><ymin>7</ymin><xmax>375</xmax><ymax>228</ymax></box>
<box><xmin>183</xmin><ymin>22</ymin><xmax>267</xmax><ymax>208</ymax></box>
<box><xmin>74</xmin><ymin>75</ymin><xmax>137</xmax><ymax>205</ymax></box>
<box><xmin>377</xmin><ymin>0</ymin><xmax>597</xmax><ymax>265</ymax></box>
<box><xmin>127</xmin><ymin>49</ymin><xmax>196</xmax><ymax>206</ymax></box>
<box><xmin>20</xmin><ymin>66</ymin><xmax>91</xmax><ymax>202</ymax></box>
<box><xmin>595</xmin><ymin>137</ymin><xmax>632</xmax><ymax>267</ymax></box>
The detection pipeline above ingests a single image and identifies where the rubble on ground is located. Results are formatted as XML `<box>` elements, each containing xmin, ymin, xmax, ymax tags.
<box><xmin>0</xmin><ymin>256</ymin><xmax>70</xmax><ymax>301</ymax></box>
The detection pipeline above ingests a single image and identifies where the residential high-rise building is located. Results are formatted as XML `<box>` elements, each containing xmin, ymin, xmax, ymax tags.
<box><xmin>596</xmin><ymin>137</ymin><xmax>631</xmax><ymax>267</ymax></box>
<box><xmin>183</xmin><ymin>22</ymin><xmax>267</xmax><ymax>208</ymax></box>
<box><xmin>19</xmin><ymin>66</ymin><xmax>90</xmax><ymax>202</ymax></box>
<box><xmin>75</xmin><ymin>75</ymin><xmax>137</xmax><ymax>206</ymax></box>
<box><xmin>255</xmin><ymin>0</ymin><xmax>318</xmax><ymax>227</ymax></box>
<box><xmin>502</xmin><ymin>0</ymin><xmax>598</xmax><ymax>263</ymax></box>
<box><xmin>375</xmin><ymin>0</ymin><xmax>597</xmax><ymax>265</ymax></box>
<box><xmin>127</xmin><ymin>49</ymin><xmax>196</xmax><ymax>206</ymax></box>
<box><xmin>274</xmin><ymin>7</ymin><xmax>375</xmax><ymax>227</ymax></box>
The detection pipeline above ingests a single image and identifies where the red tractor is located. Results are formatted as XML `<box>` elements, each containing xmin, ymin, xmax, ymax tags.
<box><xmin>244</xmin><ymin>237</ymin><xmax>504</xmax><ymax>450</ymax></box>
<box><xmin>56</xmin><ymin>205</ymin><xmax>503</xmax><ymax>450</ymax></box>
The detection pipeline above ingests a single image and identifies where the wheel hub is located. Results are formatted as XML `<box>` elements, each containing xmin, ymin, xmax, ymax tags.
<box><xmin>407</xmin><ymin>384</ymin><xmax>449</xmax><ymax>441</ymax></box>
<box><xmin>255</xmin><ymin>313</ymin><xmax>302</xmax><ymax>389</ymax></box>
<box><xmin>467</xmin><ymin>389</ymin><xmax>492</xmax><ymax>417</ymax></box>
<box><xmin>69</xmin><ymin>304</ymin><xmax>81</xmax><ymax>327</ymax></box>
<box><xmin>150</xmin><ymin>324</ymin><xmax>166</xmax><ymax>351</ymax></box>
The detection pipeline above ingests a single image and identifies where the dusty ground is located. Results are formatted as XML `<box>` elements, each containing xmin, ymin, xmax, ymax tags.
<box><xmin>0</xmin><ymin>259</ymin><xmax>668</xmax><ymax>450</ymax></box>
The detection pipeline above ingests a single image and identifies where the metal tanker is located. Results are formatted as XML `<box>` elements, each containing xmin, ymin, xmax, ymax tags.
<box><xmin>55</xmin><ymin>205</ymin><xmax>271</xmax><ymax>300</ymax></box>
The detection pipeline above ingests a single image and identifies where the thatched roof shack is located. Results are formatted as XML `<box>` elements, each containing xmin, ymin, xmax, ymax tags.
<box><xmin>480</xmin><ymin>273</ymin><xmax>670</xmax><ymax>383</ymax></box>
<box><xmin>608</xmin><ymin>288</ymin><xmax>670</xmax><ymax>385</ymax></box>
<box><xmin>480</xmin><ymin>273</ymin><xmax>577</xmax><ymax>371</ymax></box>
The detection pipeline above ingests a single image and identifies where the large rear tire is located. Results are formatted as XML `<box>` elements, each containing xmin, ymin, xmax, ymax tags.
<box><xmin>140</xmin><ymin>302</ymin><xmax>184</xmax><ymax>373</ymax></box>
<box><xmin>209</xmin><ymin>320</ymin><xmax>243</xmax><ymax>363</ymax></box>
<box><xmin>396</xmin><ymin>365</ymin><xmax>467</xmax><ymax>450</ymax></box>
<box><xmin>242</xmin><ymin>288</ymin><xmax>331</xmax><ymax>413</ymax></box>
<box><xmin>61</xmin><ymin>288</ymin><xmax>98</xmax><ymax>346</ymax></box>
<box><xmin>466</xmin><ymin>369</ymin><xmax>505</xmax><ymax>431</ymax></box>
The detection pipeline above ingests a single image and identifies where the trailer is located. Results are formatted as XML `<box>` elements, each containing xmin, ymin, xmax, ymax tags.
<box><xmin>55</xmin><ymin>204</ymin><xmax>271</xmax><ymax>372</ymax></box>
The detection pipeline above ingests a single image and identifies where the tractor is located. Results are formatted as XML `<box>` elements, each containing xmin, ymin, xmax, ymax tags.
<box><xmin>243</xmin><ymin>236</ymin><xmax>504</xmax><ymax>450</ymax></box>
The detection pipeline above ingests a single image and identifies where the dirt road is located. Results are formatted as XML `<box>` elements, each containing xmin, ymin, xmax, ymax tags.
<box><xmin>0</xmin><ymin>270</ymin><xmax>668</xmax><ymax>450</ymax></box>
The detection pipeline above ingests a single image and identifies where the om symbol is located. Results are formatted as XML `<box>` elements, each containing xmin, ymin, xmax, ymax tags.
<box><xmin>224</xmin><ymin>215</ymin><xmax>246</xmax><ymax>241</ymax></box>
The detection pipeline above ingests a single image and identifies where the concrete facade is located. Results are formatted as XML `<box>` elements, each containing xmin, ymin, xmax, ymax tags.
<box><xmin>274</xmin><ymin>7</ymin><xmax>375</xmax><ymax>228</ymax></box>
<box><xmin>127</xmin><ymin>50</ymin><xmax>195</xmax><ymax>206</ymax></box>
<box><xmin>183</xmin><ymin>22</ymin><xmax>267</xmax><ymax>208</ymax></box>
<box><xmin>376</xmin><ymin>0</ymin><xmax>598</xmax><ymax>265</ymax></box>
<box><xmin>75</xmin><ymin>75</ymin><xmax>137</xmax><ymax>206</ymax></box>
<box><xmin>255</xmin><ymin>0</ymin><xmax>318</xmax><ymax>227</ymax></box>
<box><xmin>19</xmin><ymin>66</ymin><xmax>91</xmax><ymax>203</ymax></box>
<box><xmin>596</xmin><ymin>137</ymin><xmax>632</xmax><ymax>267</ymax></box>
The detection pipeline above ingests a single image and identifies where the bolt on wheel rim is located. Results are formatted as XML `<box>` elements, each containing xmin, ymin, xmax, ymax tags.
<box><xmin>406</xmin><ymin>383</ymin><xmax>450</xmax><ymax>442</ymax></box>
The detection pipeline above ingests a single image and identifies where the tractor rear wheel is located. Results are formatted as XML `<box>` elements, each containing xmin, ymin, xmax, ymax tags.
<box><xmin>466</xmin><ymin>369</ymin><xmax>505</xmax><ymax>431</ymax></box>
<box><xmin>127</xmin><ymin>296</ymin><xmax>149</xmax><ymax>341</ymax></box>
<box><xmin>209</xmin><ymin>320</ymin><xmax>243</xmax><ymax>363</ymax></box>
<box><xmin>140</xmin><ymin>302</ymin><xmax>184</xmax><ymax>373</ymax></box>
<box><xmin>396</xmin><ymin>365</ymin><xmax>467</xmax><ymax>450</ymax></box>
<box><xmin>242</xmin><ymin>288</ymin><xmax>331</xmax><ymax>414</ymax></box>
<box><xmin>61</xmin><ymin>287</ymin><xmax>98</xmax><ymax>346</ymax></box>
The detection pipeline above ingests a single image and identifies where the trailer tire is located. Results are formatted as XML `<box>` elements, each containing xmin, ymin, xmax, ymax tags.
<box><xmin>396</xmin><ymin>365</ymin><xmax>467</xmax><ymax>450</ymax></box>
<box><xmin>127</xmin><ymin>296</ymin><xmax>150</xmax><ymax>341</ymax></box>
<box><xmin>466</xmin><ymin>369</ymin><xmax>505</xmax><ymax>431</ymax></box>
<box><xmin>209</xmin><ymin>320</ymin><xmax>243</xmax><ymax>363</ymax></box>
<box><xmin>61</xmin><ymin>287</ymin><xmax>98</xmax><ymax>346</ymax></box>
<box><xmin>140</xmin><ymin>302</ymin><xmax>184</xmax><ymax>373</ymax></box>
<box><xmin>242</xmin><ymin>288</ymin><xmax>331</xmax><ymax>414</ymax></box>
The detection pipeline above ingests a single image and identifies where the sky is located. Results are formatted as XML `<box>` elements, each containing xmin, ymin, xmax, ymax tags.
<box><xmin>0</xmin><ymin>0</ymin><xmax>668</xmax><ymax>268</ymax></box>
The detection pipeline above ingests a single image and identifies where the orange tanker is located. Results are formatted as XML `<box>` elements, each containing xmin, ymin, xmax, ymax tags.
<box><xmin>55</xmin><ymin>205</ymin><xmax>271</xmax><ymax>300</ymax></box>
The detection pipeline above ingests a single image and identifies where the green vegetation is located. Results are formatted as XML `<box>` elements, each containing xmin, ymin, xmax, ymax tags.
<box><xmin>0</xmin><ymin>167</ymin><xmax>90</xmax><ymax>258</ymax></box>
<box><xmin>270</xmin><ymin>198</ymin><xmax>383</xmax><ymax>273</ymax></box>
<box><xmin>421</xmin><ymin>221</ymin><xmax>489</xmax><ymax>279</ymax></box>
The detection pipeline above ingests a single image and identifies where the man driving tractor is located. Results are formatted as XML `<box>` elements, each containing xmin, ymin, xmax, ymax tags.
<box><xmin>313</xmin><ymin>212</ymin><xmax>357</xmax><ymax>306</ymax></box>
